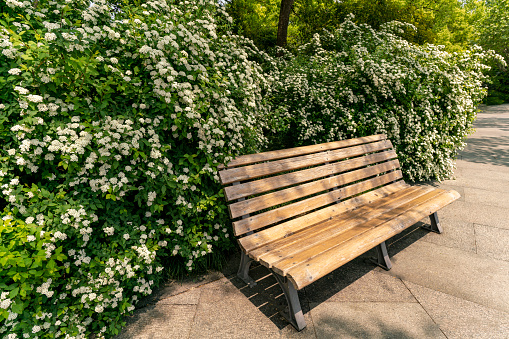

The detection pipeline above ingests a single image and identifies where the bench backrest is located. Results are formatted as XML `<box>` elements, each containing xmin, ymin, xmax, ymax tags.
<box><xmin>218</xmin><ymin>134</ymin><xmax>405</xmax><ymax>240</ymax></box>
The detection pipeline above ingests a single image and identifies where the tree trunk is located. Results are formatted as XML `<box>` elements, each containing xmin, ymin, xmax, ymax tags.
<box><xmin>277</xmin><ymin>0</ymin><xmax>295</xmax><ymax>48</ymax></box>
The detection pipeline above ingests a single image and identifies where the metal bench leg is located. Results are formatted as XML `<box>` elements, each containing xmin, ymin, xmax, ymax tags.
<box><xmin>271</xmin><ymin>270</ymin><xmax>307</xmax><ymax>331</ymax></box>
<box><xmin>373</xmin><ymin>241</ymin><xmax>392</xmax><ymax>270</ymax></box>
<box><xmin>237</xmin><ymin>251</ymin><xmax>257</xmax><ymax>287</ymax></box>
<box><xmin>428</xmin><ymin>212</ymin><xmax>443</xmax><ymax>234</ymax></box>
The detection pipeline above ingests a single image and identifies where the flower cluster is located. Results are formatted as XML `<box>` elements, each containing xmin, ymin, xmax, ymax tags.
<box><xmin>0</xmin><ymin>0</ymin><xmax>268</xmax><ymax>337</ymax></box>
<box><xmin>262</xmin><ymin>19</ymin><xmax>496</xmax><ymax>181</ymax></box>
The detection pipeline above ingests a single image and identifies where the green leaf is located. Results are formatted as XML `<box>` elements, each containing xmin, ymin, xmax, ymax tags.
<box><xmin>9</xmin><ymin>287</ymin><xmax>19</xmax><ymax>298</ymax></box>
<box><xmin>11</xmin><ymin>302</ymin><xmax>24</xmax><ymax>314</ymax></box>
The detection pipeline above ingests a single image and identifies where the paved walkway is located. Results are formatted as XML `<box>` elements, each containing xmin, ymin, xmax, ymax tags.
<box><xmin>116</xmin><ymin>104</ymin><xmax>509</xmax><ymax>339</ymax></box>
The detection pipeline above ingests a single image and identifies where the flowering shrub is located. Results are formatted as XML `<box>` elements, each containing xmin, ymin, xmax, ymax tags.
<box><xmin>0</xmin><ymin>0</ymin><xmax>267</xmax><ymax>337</ymax></box>
<box><xmin>263</xmin><ymin>19</ymin><xmax>498</xmax><ymax>181</ymax></box>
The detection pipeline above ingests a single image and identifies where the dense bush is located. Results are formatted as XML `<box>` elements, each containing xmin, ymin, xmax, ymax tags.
<box><xmin>262</xmin><ymin>19</ymin><xmax>499</xmax><ymax>181</ymax></box>
<box><xmin>0</xmin><ymin>0</ymin><xmax>267</xmax><ymax>337</ymax></box>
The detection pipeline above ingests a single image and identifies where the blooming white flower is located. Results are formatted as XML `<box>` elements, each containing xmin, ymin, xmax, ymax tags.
<box><xmin>103</xmin><ymin>227</ymin><xmax>115</xmax><ymax>236</ymax></box>
<box><xmin>27</xmin><ymin>94</ymin><xmax>43</xmax><ymax>103</ymax></box>
<box><xmin>44</xmin><ymin>32</ymin><xmax>57</xmax><ymax>41</ymax></box>
<box><xmin>8</xmin><ymin>68</ymin><xmax>22</xmax><ymax>75</ymax></box>
<box><xmin>14</xmin><ymin>86</ymin><xmax>29</xmax><ymax>94</ymax></box>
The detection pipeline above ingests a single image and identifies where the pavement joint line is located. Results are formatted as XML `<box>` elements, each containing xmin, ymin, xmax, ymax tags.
<box><xmin>133</xmin><ymin>274</ymin><xmax>228</xmax><ymax>311</ymax></box>
<box><xmin>308</xmin><ymin>302</ymin><xmax>318</xmax><ymax>338</ymax></box>
<box><xmin>187</xmin><ymin>297</ymin><xmax>199</xmax><ymax>339</ymax></box>
<box><xmin>473</xmin><ymin>222</ymin><xmax>478</xmax><ymax>255</ymax></box>
<box><xmin>472</xmin><ymin>222</ymin><xmax>509</xmax><ymax>232</ymax></box>
<box><xmin>400</xmin><ymin>279</ymin><xmax>450</xmax><ymax>339</ymax></box>
<box><xmin>401</xmin><ymin>279</ymin><xmax>509</xmax><ymax>316</ymax></box>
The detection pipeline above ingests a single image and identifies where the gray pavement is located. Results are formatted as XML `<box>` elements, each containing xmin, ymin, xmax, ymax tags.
<box><xmin>116</xmin><ymin>104</ymin><xmax>509</xmax><ymax>339</ymax></box>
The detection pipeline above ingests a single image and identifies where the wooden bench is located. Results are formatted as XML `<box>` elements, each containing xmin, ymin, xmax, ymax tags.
<box><xmin>218</xmin><ymin>134</ymin><xmax>460</xmax><ymax>331</ymax></box>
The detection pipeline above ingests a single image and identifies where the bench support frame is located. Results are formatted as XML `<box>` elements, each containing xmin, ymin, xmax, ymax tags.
<box><xmin>375</xmin><ymin>241</ymin><xmax>392</xmax><ymax>270</ymax></box>
<box><xmin>429</xmin><ymin>212</ymin><xmax>443</xmax><ymax>234</ymax></box>
<box><xmin>271</xmin><ymin>270</ymin><xmax>307</xmax><ymax>331</ymax></box>
<box><xmin>422</xmin><ymin>212</ymin><xmax>443</xmax><ymax>234</ymax></box>
<box><xmin>238</xmin><ymin>251</ymin><xmax>257</xmax><ymax>287</ymax></box>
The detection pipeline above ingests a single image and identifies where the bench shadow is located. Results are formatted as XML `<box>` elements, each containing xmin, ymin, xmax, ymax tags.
<box><xmin>225</xmin><ymin>222</ymin><xmax>430</xmax><ymax>331</ymax></box>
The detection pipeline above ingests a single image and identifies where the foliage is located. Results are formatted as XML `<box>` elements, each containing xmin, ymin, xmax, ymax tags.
<box><xmin>0</xmin><ymin>0</ymin><xmax>268</xmax><ymax>337</ymax></box>
<box><xmin>477</xmin><ymin>0</ymin><xmax>509</xmax><ymax>103</ymax></box>
<box><xmin>0</xmin><ymin>216</ymin><xmax>67</xmax><ymax>332</ymax></box>
<box><xmin>226</xmin><ymin>0</ymin><xmax>481</xmax><ymax>52</ymax></box>
<box><xmin>262</xmin><ymin>19</ymin><xmax>498</xmax><ymax>181</ymax></box>
<box><xmin>225</xmin><ymin>0</ymin><xmax>280</xmax><ymax>48</ymax></box>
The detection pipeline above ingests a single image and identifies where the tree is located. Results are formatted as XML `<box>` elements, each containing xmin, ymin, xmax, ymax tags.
<box><xmin>277</xmin><ymin>0</ymin><xmax>295</xmax><ymax>47</ymax></box>
<box><xmin>227</xmin><ymin>0</ymin><xmax>481</xmax><ymax>51</ymax></box>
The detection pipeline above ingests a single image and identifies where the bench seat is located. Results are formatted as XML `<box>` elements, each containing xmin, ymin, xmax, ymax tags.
<box><xmin>218</xmin><ymin>134</ymin><xmax>460</xmax><ymax>330</ymax></box>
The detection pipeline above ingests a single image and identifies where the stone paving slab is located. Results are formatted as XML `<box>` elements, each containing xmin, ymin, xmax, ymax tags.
<box><xmin>418</xmin><ymin>218</ymin><xmax>476</xmax><ymax>253</ymax></box>
<box><xmin>441</xmin><ymin>173</ymin><xmax>509</xmax><ymax>192</ymax></box>
<box><xmin>189</xmin><ymin>277</ymin><xmax>296</xmax><ymax>338</ymax></box>
<box><xmin>133</xmin><ymin>272</ymin><xmax>224</xmax><ymax>309</ymax></box>
<box><xmin>309</xmin><ymin>302</ymin><xmax>445</xmax><ymax>339</ymax></box>
<box><xmin>463</xmin><ymin>187</ymin><xmax>509</xmax><ymax>208</ymax></box>
<box><xmin>436</xmin><ymin>200</ymin><xmax>509</xmax><ymax>230</ymax></box>
<box><xmin>404</xmin><ymin>281</ymin><xmax>509</xmax><ymax>339</ymax></box>
<box><xmin>454</xmin><ymin>159</ymin><xmax>509</xmax><ymax>173</ymax></box>
<box><xmin>474</xmin><ymin>224</ymin><xmax>509</xmax><ymax>261</ymax></box>
<box><xmin>155</xmin><ymin>288</ymin><xmax>202</xmax><ymax>306</ymax></box>
<box><xmin>381</xmin><ymin>241</ymin><xmax>509</xmax><ymax>314</ymax></box>
<box><xmin>304</xmin><ymin>259</ymin><xmax>416</xmax><ymax>303</ymax></box>
<box><xmin>117</xmin><ymin>304</ymin><xmax>196</xmax><ymax>339</ymax></box>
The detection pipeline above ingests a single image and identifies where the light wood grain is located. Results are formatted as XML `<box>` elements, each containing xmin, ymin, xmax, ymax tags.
<box><xmin>261</xmin><ymin>188</ymin><xmax>441</xmax><ymax>270</ymax></box>
<box><xmin>224</xmin><ymin>150</ymin><xmax>398</xmax><ymax>202</ymax></box>
<box><xmin>271</xmin><ymin>189</ymin><xmax>446</xmax><ymax>276</ymax></box>
<box><xmin>219</xmin><ymin>140</ymin><xmax>393</xmax><ymax>185</ymax></box>
<box><xmin>218</xmin><ymin>134</ymin><xmax>386</xmax><ymax>170</ymax></box>
<box><xmin>238</xmin><ymin>181</ymin><xmax>410</xmax><ymax>252</ymax></box>
<box><xmin>233</xmin><ymin>170</ymin><xmax>403</xmax><ymax>236</ymax></box>
<box><xmin>279</xmin><ymin>189</ymin><xmax>460</xmax><ymax>289</ymax></box>
<box><xmin>250</xmin><ymin>186</ymin><xmax>432</xmax><ymax>264</ymax></box>
<box><xmin>229</xmin><ymin>159</ymin><xmax>401</xmax><ymax>218</ymax></box>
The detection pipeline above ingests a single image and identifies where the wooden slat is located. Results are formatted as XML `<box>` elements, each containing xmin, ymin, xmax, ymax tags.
<box><xmin>285</xmin><ymin>189</ymin><xmax>460</xmax><ymax>289</ymax></box>
<box><xmin>219</xmin><ymin>134</ymin><xmax>386</xmax><ymax>169</ymax></box>
<box><xmin>271</xmin><ymin>189</ymin><xmax>445</xmax><ymax>275</ymax></box>
<box><xmin>219</xmin><ymin>139</ymin><xmax>393</xmax><ymax>185</ymax></box>
<box><xmin>250</xmin><ymin>186</ymin><xmax>432</xmax><ymax>263</ymax></box>
<box><xmin>229</xmin><ymin>159</ymin><xmax>401</xmax><ymax>218</ymax></box>
<box><xmin>238</xmin><ymin>181</ymin><xmax>410</xmax><ymax>252</ymax></box>
<box><xmin>224</xmin><ymin>150</ymin><xmax>398</xmax><ymax>202</ymax></box>
<box><xmin>233</xmin><ymin>170</ymin><xmax>403</xmax><ymax>236</ymax></box>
